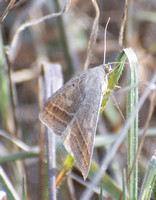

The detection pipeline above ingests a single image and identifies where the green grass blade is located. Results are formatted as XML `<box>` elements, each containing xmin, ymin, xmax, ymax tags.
<box><xmin>0</xmin><ymin>150</ymin><xmax>39</xmax><ymax>164</ymax></box>
<box><xmin>0</xmin><ymin>166</ymin><xmax>20</xmax><ymax>200</ymax></box>
<box><xmin>98</xmin><ymin>182</ymin><xmax>103</xmax><ymax>200</ymax></box>
<box><xmin>122</xmin><ymin>168</ymin><xmax>127</xmax><ymax>200</ymax></box>
<box><xmin>56</xmin><ymin>154</ymin><xmax>74</xmax><ymax>187</ymax></box>
<box><xmin>22</xmin><ymin>177</ymin><xmax>26</xmax><ymax>200</ymax></box>
<box><xmin>124</xmin><ymin>48</ymin><xmax>138</xmax><ymax>199</ymax></box>
<box><xmin>0</xmin><ymin>27</ymin><xmax>9</xmax><ymax>126</ymax></box>
<box><xmin>153</xmin><ymin>181</ymin><xmax>156</xmax><ymax>200</ymax></box>
<box><xmin>0</xmin><ymin>129</ymin><xmax>31</xmax><ymax>151</ymax></box>
<box><xmin>139</xmin><ymin>154</ymin><xmax>156</xmax><ymax>200</ymax></box>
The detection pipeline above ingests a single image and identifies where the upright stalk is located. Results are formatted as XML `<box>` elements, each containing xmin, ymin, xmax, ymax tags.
<box><xmin>125</xmin><ymin>48</ymin><xmax>138</xmax><ymax>199</ymax></box>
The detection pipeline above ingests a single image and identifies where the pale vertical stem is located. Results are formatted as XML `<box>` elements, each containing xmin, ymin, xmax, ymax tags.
<box><xmin>39</xmin><ymin>65</ymin><xmax>57</xmax><ymax>200</ymax></box>
<box><xmin>118</xmin><ymin>0</ymin><xmax>128</xmax><ymax>47</ymax></box>
<box><xmin>46</xmin><ymin>91</ymin><xmax>56</xmax><ymax>200</ymax></box>
<box><xmin>103</xmin><ymin>17</ymin><xmax>110</xmax><ymax>65</ymax></box>
<box><xmin>41</xmin><ymin>63</ymin><xmax>63</xmax><ymax>199</ymax></box>
<box><xmin>126</xmin><ymin>0</ymin><xmax>134</xmax><ymax>43</ymax></box>
<box><xmin>38</xmin><ymin>96</ymin><xmax>44</xmax><ymax>199</ymax></box>
<box><xmin>122</xmin><ymin>169</ymin><xmax>126</xmax><ymax>200</ymax></box>
<box><xmin>44</xmin><ymin>69</ymin><xmax>57</xmax><ymax>200</ymax></box>
<box><xmin>46</xmin><ymin>129</ymin><xmax>56</xmax><ymax>200</ymax></box>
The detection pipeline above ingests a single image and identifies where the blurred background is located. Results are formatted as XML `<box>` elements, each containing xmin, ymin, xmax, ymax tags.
<box><xmin>0</xmin><ymin>0</ymin><xmax>156</xmax><ymax>199</ymax></box>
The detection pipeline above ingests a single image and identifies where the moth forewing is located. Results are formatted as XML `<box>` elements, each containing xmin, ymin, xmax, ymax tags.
<box><xmin>39</xmin><ymin>65</ymin><xmax>109</xmax><ymax>179</ymax></box>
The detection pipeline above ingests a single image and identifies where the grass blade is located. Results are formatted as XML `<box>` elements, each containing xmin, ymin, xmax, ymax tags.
<box><xmin>0</xmin><ymin>28</ymin><xmax>9</xmax><ymax>127</ymax></box>
<box><xmin>98</xmin><ymin>182</ymin><xmax>103</xmax><ymax>200</ymax></box>
<box><xmin>0</xmin><ymin>166</ymin><xmax>20</xmax><ymax>200</ymax></box>
<box><xmin>124</xmin><ymin>48</ymin><xmax>138</xmax><ymax>199</ymax></box>
<box><xmin>56</xmin><ymin>154</ymin><xmax>74</xmax><ymax>187</ymax></box>
<box><xmin>0</xmin><ymin>149</ymin><xmax>39</xmax><ymax>163</ymax></box>
<box><xmin>122</xmin><ymin>169</ymin><xmax>127</xmax><ymax>200</ymax></box>
<box><xmin>139</xmin><ymin>153</ymin><xmax>156</xmax><ymax>200</ymax></box>
<box><xmin>22</xmin><ymin>177</ymin><xmax>26</xmax><ymax>200</ymax></box>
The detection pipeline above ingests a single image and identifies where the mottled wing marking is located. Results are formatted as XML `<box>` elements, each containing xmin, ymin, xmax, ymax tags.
<box><xmin>44</xmin><ymin>106</ymin><xmax>69</xmax><ymax>126</ymax></box>
<box><xmin>39</xmin><ymin>70</ymin><xmax>88</xmax><ymax>135</ymax></box>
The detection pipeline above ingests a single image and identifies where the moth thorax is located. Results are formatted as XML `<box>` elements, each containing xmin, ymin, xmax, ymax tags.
<box><xmin>104</xmin><ymin>64</ymin><xmax>112</xmax><ymax>74</ymax></box>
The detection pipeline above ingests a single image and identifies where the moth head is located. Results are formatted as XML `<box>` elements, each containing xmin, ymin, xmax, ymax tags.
<box><xmin>104</xmin><ymin>64</ymin><xmax>112</xmax><ymax>75</ymax></box>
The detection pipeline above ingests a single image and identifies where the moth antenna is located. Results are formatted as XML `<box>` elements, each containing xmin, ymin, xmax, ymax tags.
<box><xmin>111</xmin><ymin>94</ymin><xmax>125</xmax><ymax>122</ymax></box>
<box><xmin>103</xmin><ymin>17</ymin><xmax>111</xmax><ymax>65</ymax></box>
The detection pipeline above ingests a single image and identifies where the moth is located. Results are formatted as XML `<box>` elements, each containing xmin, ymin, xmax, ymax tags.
<box><xmin>39</xmin><ymin>64</ymin><xmax>111</xmax><ymax>179</ymax></box>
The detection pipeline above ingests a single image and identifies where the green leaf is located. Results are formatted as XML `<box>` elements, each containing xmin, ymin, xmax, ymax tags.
<box><xmin>0</xmin><ymin>166</ymin><xmax>20</xmax><ymax>200</ymax></box>
<box><xmin>56</xmin><ymin>154</ymin><xmax>74</xmax><ymax>186</ymax></box>
<box><xmin>99</xmin><ymin>182</ymin><xmax>103</xmax><ymax>200</ymax></box>
<box><xmin>125</xmin><ymin>48</ymin><xmax>138</xmax><ymax>200</ymax></box>
<box><xmin>139</xmin><ymin>154</ymin><xmax>156</xmax><ymax>200</ymax></box>
<box><xmin>0</xmin><ymin>150</ymin><xmax>39</xmax><ymax>163</ymax></box>
<box><xmin>122</xmin><ymin>168</ymin><xmax>127</xmax><ymax>200</ymax></box>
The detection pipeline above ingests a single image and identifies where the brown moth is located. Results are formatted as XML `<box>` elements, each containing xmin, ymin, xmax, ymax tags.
<box><xmin>39</xmin><ymin>64</ymin><xmax>111</xmax><ymax>179</ymax></box>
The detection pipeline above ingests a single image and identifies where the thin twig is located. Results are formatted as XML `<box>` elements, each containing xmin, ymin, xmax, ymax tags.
<box><xmin>38</xmin><ymin>78</ymin><xmax>45</xmax><ymax>200</ymax></box>
<box><xmin>0</xmin><ymin>0</ymin><xmax>16</xmax><ymax>23</ymax></box>
<box><xmin>119</xmin><ymin>0</ymin><xmax>129</xmax><ymax>47</ymax></box>
<box><xmin>103</xmin><ymin>17</ymin><xmax>110</xmax><ymax>65</ymax></box>
<box><xmin>0</xmin><ymin>129</ymin><xmax>31</xmax><ymax>151</ymax></box>
<box><xmin>113</xmin><ymin>81</ymin><xmax>156</xmax><ymax>95</ymax></box>
<box><xmin>67</xmin><ymin>177</ymin><xmax>77</xmax><ymax>200</ymax></box>
<box><xmin>12</xmin><ymin>0</ymin><xmax>28</xmax><ymax>9</ymax></box>
<box><xmin>111</xmin><ymin>94</ymin><xmax>125</xmax><ymax>122</ymax></box>
<box><xmin>84</xmin><ymin>0</ymin><xmax>100</xmax><ymax>70</ymax></box>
